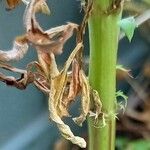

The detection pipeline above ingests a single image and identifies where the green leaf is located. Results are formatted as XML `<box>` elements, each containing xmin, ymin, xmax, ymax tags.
<box><xmin>116</xmin><ymin>90</ymin><xmax>128</xmax><ymax>102</ymax></box>
<box><xmin>116</xmin><ymin>90</ymin><xmax>128</xmax><ymax>112</ymax></box>
<box><xmin>127</xmin><ymin>140</ymin><xmax>150</xmax><ymax>150</ymax></box>
<box><xmin>119</xmin><ymin>17</ymin><xmax>137</xmax><ymax>42</ymax></box>
<box><xmin>116</xmin><ymin>137</ymin><xmax>128</xmax><ymax>150</ymax></box>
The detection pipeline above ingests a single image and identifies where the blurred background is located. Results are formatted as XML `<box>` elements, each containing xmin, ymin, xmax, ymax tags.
<box><xmin>0</xmin><ymin>0</ymin><xmax>149</xmax><ymax>150</ymax></box>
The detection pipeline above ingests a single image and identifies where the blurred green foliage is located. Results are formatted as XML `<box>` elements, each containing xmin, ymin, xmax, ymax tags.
<box><xmin>116</xmin><ymin>138</ymin><xmax>150</xmax><ymax>150</ymax></box>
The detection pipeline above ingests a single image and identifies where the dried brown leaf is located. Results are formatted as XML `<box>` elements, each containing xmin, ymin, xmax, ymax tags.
<box><xmin>49</xmin><ymin>79</ymin><xmax>86</xmax><ymax>148</ymax></box>
<box><xmin>37</xmin><ymin>51</ymin><xmax>52</xmax><ymax>77</ymax></box>
<box><xmin>6</xmin><ymin>0</ymin><xmax>21</xmax><ymax>10</ymax></box>
<box><xmin>23</xmin><ymin>0</ymin><xmax>49</xmax><ymax>32</ymax></box>
<box><xmin>73</xmin><ymin>70</ymin><xmax>90</xmax><ymax>126</ymax></box>
<box><xmin>62</xmin><ymin>59</ymin><xmax>80</xmax><ymax>110</ymax></box>
<box><xmin>50</xmin><ymin>43</ymin><xmax>82</xmax><ymax>117</ymax></box>
<box><xmin>27</xmin><ymin>61</ymin><xmax>50</xmax><ymax>93</ymax></box>
<box><xmin>24</xmin><ymin>0</ymin><xmax>77</xmax><ymax>54</ymax></box>
<box><xmin>44</xmin><ymin>23</ymin><xmax>78</xmax><ymax>54</ymax></box>
<box><xmin>48</xmin><ymin>91</ymin><xmax>86</xmax><ymax>148</ymax></box>
<box><xmin>0</xmin><ymin>36</ymin><xmax>28</xmax><ymax>62</ymax></box>
<box><xmin>90</xmin><ymin>89</ymin><xmax>102</xmax><ymax>120</ymax></box>
<box><xmin>34</xmin><ymin>79</ymin><xmax>50</xmax><ymax>94</ymax></box>
<box><xmin>0</xmin><ymin>69</ymin><xmax>34</xmax><ymax>89</ymax></box>
<box><xmin>48</xmin><ymin>43</ymin><xmax>86</xmax><ymax>148</ymax></box>
<box><xmin>35</xmin><ymin>0</ymin><xmax>50</xmax><ymax>15</ymax></box>
<box><xmin>0</xmin><ymin>63</ymin><xmax>26</xmax><ymax>74</ymax></box>
<box><xmin>26</xmin><ymin>23</ymin><xmax>78</xmax><ymax>55</ymax></box>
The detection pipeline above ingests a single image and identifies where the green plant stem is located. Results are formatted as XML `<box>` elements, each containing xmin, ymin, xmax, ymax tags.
<box><xmin>88</xmin><ymin>0</ymin><xmax>122</xmax><ymax>150</ymax></box>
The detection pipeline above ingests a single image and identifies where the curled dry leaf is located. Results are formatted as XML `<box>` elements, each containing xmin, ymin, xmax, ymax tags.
<box><xmin>34</xmin><ymin>0</ymin><xmax>50</xmax><ymax>15</ymax></box>
<box><xmin>50</xmin><ymin>43</ymin><xmax>82</xmax><ymax>118</ymax></box>
<box><xmin>48</xmin><ymin>43</ymin><xmax>86</xmax><ymax>148</ymax></box>
<box><xmin>27</xmin><ymin>61</ymin><xmax>50</xmax><ymax>93</ymax></box>
<box><xmin>23</xmin><ymin>0</ymin><xmax>50</xmax><ymax>32</ymax></box>
<box><xmin>48</xmin><ymin>93</ymin><xmax>86</xmax><ymax>148</ymax></box>
<box><xmin>0</xmin><ymin>65</ymin><xmax>34</xmax><ymax>89</ymax></box>
<box><xmin>37</xmin><ymin>51</ymin><xmax>52</xmax><ymax>77</ymax></box>
<box><xmin>90</xmin><ymin>89</ymin><xmax>102</xmax><ymax>120</ymax></box>
<box><xmin>6</xmin><ymin>0</ymin><xmax>21</xmax><ymax>10</ymax></box>
<box><xmin>62</xmin><ymin>59</ymin><xmax>80</xmax><ymax>111</ymax></box>
<box><xmin>24</xmin><ymin>0</ymin><xmax>78</xmax><ymax>55</ymax></box>
<box><xmin>73</xmin><ymin>70</ymin><xmax>90</xmax><ymax>126</ymax></box>
<box><xmin>50</xmin><ymin>71</ymin><xmax>68</xmax><ymax>117</ymax></box>
<box><xmin>27</xmin><ymin>23</ymin><xmax>78</xmax><ymax>55</ymax></box>
<box><xmin>0</xmin><ymin>36</ymin><xmax>28</xmax><ymax>62</ymax></box>
<box><xmin>0</xmin><ymin>62</ymin><xmax>26</xmax><ymax>74</ymax></box>
<box><xmin>44</xmin><ymin>23</ymin><xmax>78</xmax><ymax>54</ymax></box>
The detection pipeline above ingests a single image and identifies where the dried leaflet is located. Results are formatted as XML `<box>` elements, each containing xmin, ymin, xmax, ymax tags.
<box><xmin>89</xmin><ymin>89</ymin><xmax>102</xmax><ymax>120</ymax></box>
<box><xmin>65</xmin><ymin>59</ymin><xmax>80</xmax><ymax>106</ymax></box>
<box><xmin>23</xmin><ymin>0</ymin><xmax>50</xmax><ymax>32</ymax></box>
<box><xmin>48</xmin><ymin>43</ymin><xmax>86</xmax><ymax>148</ymax></box>
<box><xmin>44</xmin><ymin>23</ymin><xmax>78</xmax><ymax>54</ymax></box>
<box><xmin>6</xmin><ymin>0</ymin><xmax>21</xmax><ymax>10</ymax></box>
<box><xmin>37</xmin><ymin>51</ymin><xmax>51</xmax><ymax>77</ymax></box>
<box><xmin>26</xmin><ymin>23</ymin><xmax>78</xmax><ymax>55</ymax></box>
<box><xmin>73</xmin><ymin>70</ymin><xmax>90</xmax><ymax>126</ymax></box>
<box><xmin>0</xmin><ymin>64</ymin><xmax>34</xmax><ymax>89</ymax></box>
<box><xmin>1</xmin><ymin>0</ymin><xmax>51</xmax><ymax>62</ymax></box>
<box><xmin>0</xmin><ymin>36</ymin><xmax>28</xmax><ymax>62</ymax></box>
<box><xmin>56</xmin><ymin>44</ymin><xmax>83</xmax><ymax>117</ymax></box>
<box><xmin>49</xmin><ymin>43</ymin><xmax>82</xmax><ymax>118</ymax></box>
<box><xmin>27</xmin><ymin>61</ymin><xmax>50</xmax><ymax>93</ymax></box>
<box><xmin>0</xmin><ymin>62</ymin><xmax>26</xmax><ymax>74</ymax></box>
<box><xmin>24</xmin><ymin>0</ymin><xmax>78</xmax><ymax>55</ymax></box>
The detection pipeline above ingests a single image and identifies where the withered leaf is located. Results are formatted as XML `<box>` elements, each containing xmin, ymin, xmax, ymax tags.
<box><xmin>48</xmin><ymin>92</ymin><xmax>86</xmax><ymax>148</ymax></box>
<box><xmin>34</xmin><ymin>0</ymin><xmax>50</xmax><ymax>15</ymax></box>
<box><xmin>26</xmin><ymin>23</ymin><xmax>78</xmax><ymax>55</ymax></box>
<box><xmin>67</xmin><ymin>59</ymin><xmax>80</xmax><ymax>99</ymax></box>
<box><xmin>27</xmin><ymin>61</ymin><xmax>50</xmax><ymax>93</ymax></box>
<box><xmin>0</xmin><ymin>36</ymin><xmax>28</xmax><ymax>62</ymax></box>
<box><xmin>24</xmin><ymin>0</ymin><xmax>50</xmax><ymax>32</ymax></box>
<box><xmin>0</xmin><ymin>62</ymin><xmax>26</xmax><ymax>74</ymax></box>
<box><xmin>0</xmin><ymin>0</ymin><xmax>92</xmax><ymax>148</ymax></box>
<box><xmin>6</xmin><ymin>0</ymin><xmax>21</xmax><ymax>10</ymax></box>
<box><xmin>27</xmin><ymin>61</ymin><xmax>45</xmax><ymax>74</ymax></box>
<box><xmin>48</xmin><ymin>43</ymin><xmax>86</xmax><ymax>148</ymax></box>
<box><xmin>44</xmin><ymin>23</ymin><xmax>78</xmax><ymax>54</ymax></box>
<box><xmin>50</xmin><ymin>71</ymin><xmax>68</xmax><ymax>117</ymax></box>
<box><xmin>24</xmin><ymin>0</ymin><xmax>78</xmax><ymax>55</ymax></box>
<box><xmin>0</xmin><ymin>61</ymin><xmax>35</xmax><ymax>90</ymax></box>
<box><xmin>89</xmin><ymin>89</ymin><xmax>102</xmax><ymax>120</ymax></box>
<box><xmin>34</xmin><ymin>78</ymin><xmax>50</xmax><ymax>94</ymax></box>
<box><xmin>61</xmin><ymin>59</ymin><xmax>80</xmax><ymax>116</ymax></box>
<box><xmin>37</xmin><ymin>51</ymin><xmax>52</xmax><ymax>77</ymax></box>
<box><xmin>73</xmin><ymin>70</ymin><xmax>90</xmax><ymax>126</ymax></box>
<box><xmin>50</xmin><ymin>43</ymin><xmax>82</xmax><ymax>118</ymax></box>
